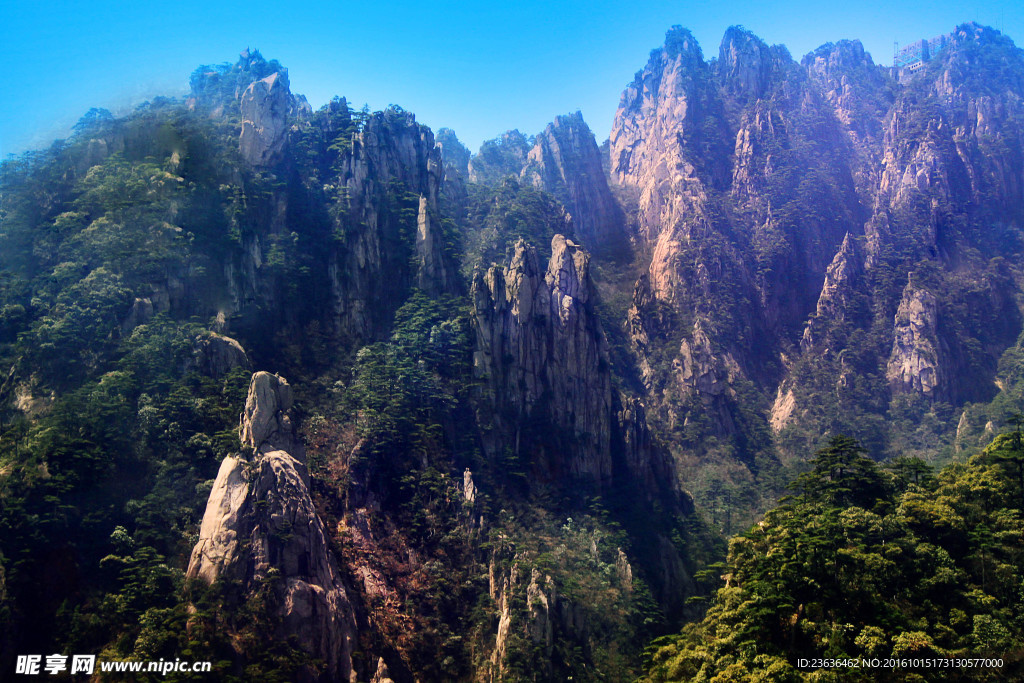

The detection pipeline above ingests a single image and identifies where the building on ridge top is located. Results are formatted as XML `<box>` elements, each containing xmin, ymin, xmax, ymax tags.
<box><xmin>894</xmin><ymin>33</ymin><xmax>950</xmax><ymax>72</ymax></box>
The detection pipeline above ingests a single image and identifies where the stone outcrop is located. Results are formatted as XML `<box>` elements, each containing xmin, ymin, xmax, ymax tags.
<box><xmin>329</xmin><ymin>107</ymin><xmax>457</xmax><ymax>341</ymax></box>
<box><xmin>801</xmin><ymin>233</ymin><xmax>864</xmax><ymax>352</ymax></box>
<box><xmin>769</xmin><ymin>385</ymin><xmax>797</xmax><ymax>433</ymax></box>
<box><xmin>370</xmin><ymin>658</ymin><xmax>395</xmax><ymax>683</ymax></box>
<box><xmin>676</xmin><ymin>319</ymin><xmax>740</xmax><ymax>399</ymax></box>
<box><xmin>472</xmin><ymin>235</ymin><xmax>612</xmax><ymax>484</ymax></box>
<box><xmin>718</xmin><ymin>26</ymin><xmax>775</xmax><ymax>102</ymax></box>
<box><xmin>606</xmin><ymin>23</ymin><xmax>1024</xmax><ymax>463</ymax></box>
<box><xmin>886</xmin><ymin>283</ymin><xmax>944</xmax><ymax>400</ymax></box>
<box><xmin>472</xmin><ymin>234</ymin><xmax>685</xmax><ymax>506</ymax></box>
<box><xmin>189</xmin><ymin>333</ymin><xmax>251</xmax><ymax>379</ymax></box>
<box><xmin>187</xmin><ymin>371</ymin><xmax>356</xmax><ymax>681</ymax></box>
<box><xmin>613</xmin><ymin>395</ymin><xmax>676</xmax><ymax>497</ymax></box>
<box><xmin>610</xmin><ymin>27</ymin><xmax>728</xmax><ymax>246</ymax></box>
<box><xmin>520</xmin><ymin>112</ymin><xmax>624</xmax><ymax>249</ymax></box>
<box><xmin>239</xmin><ymin>72</ymin><xmax>292</xmax><ymax>166</ymax></box>
<box><xmin>486</xmin><ymin>556</ymin><xmax>573</xmax><ymax>682</ymax></box>
<box><xmin>802</xmin><ymin>39</ymin><xmax>891</xmax><ymax>198</ymax></box>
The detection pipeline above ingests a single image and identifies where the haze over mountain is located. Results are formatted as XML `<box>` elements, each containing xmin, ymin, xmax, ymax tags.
<box><xmin>2</xmin><ymin>19</ymin><xmax>1023</xmax><ymax>681</ymax></box>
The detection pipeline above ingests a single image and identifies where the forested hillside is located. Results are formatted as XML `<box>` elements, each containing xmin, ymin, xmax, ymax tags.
<box><xmin>643</xmin><ymin>433</ymin><xmax>1024</xmax><ymax>681</ymax></box>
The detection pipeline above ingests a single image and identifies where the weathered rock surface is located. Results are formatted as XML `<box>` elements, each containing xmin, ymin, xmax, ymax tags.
<box><xmin>886</xmin><ymin>283</ymin><xmax>944</xmax><ymax>399</ymax></box>
<box><xmin>801</xmin><ymin>233</ymin><xmax>864</xmax><ymax>352</ymax></box>
<box><xmin>486</xmin><ymin>556</ymin><xmax>566</xmax><ymax>682</ymax></box>
<box><xmin>472</xmin><ymin>235</ymin><xmax>612</xmax><ymax>484</ymax></box>
<box><xmin>520</xmin><ymin>112</ymin><xmax>624</xmax><ymax>249</ymax></box>
<box><xmin>471</xmin><ymin>233</ymin><xmax>689</xmax><ymax>515</ymax></box>
<box><xmin>239</xmin><ymin>72</ymin><xmax>292</xmax><ymax>166</ymax></box>
<box><xmin>188</xmin><ymin>371</ymin><xmax>356</xmax><ymax>681</ymax></box>
<box><xmin>718</xmin><ymin>25</ymin><xmax>775</xmax><ymax>102</ymax></box>
<box><xmin>238</xmin><ymin>371</ymin><xmax>296</xmax><ymax>452</ymax></box>
<box><xmin>330</xmin><ymin>107</ymin><xmax>457</xmax><ymax>341</ymax></box>
<box><xmin>189</xmin><ymin>332</ymin><xmax>251</xmax><ymax>379</ymax></box>
<box><xmin>607</xmin><ymin>22</ymin><xmax>1024</xmax><ymax>469</ymax></box>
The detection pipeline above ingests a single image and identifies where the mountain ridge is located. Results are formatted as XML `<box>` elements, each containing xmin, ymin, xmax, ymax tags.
<box><xmin>1</xmin><ymin>22</ymin><xmax>1023</xmax><ymax>681</ymax></box>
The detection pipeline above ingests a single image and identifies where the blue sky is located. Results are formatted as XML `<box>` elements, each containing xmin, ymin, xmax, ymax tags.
<box><xmin>2</xmin><ymin>0</ymin><xmax>1022</xmax><ymax>157</ymax></box>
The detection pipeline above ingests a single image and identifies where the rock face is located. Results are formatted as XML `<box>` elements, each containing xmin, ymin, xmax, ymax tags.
<box><xmin>486</xmin><ymin>555</ymin><xmax>579</xmax><ymax>682</ymax></box>
<box><xmin>239</xmin><ymin>72</ymin><xmax>291</xmax><ymax>166</ymax></box>
<box><xmin>801</xmin><ymin>233</ymin><xmax>864</xmax><ymax>352</ymax></box>
<box><xmin>330</xmin><ymin>107</ymin><xmax>457</xmax><ymax>341</ymax></box>
<box><xmin>718</xmin><ymin>25</ymin><xmax>775</xmax><ymax>102</ymax></box>
<box><xmin>187</xmin><ymin>371</ymin><xmax>356</xmax><ymax>681</ymax></box>
<box><xmin>610</xmin><ymin>26</ymin><xmax>731</xmax><ymax>245</ymax></box>
<box><xmin>607</xmin><ymin>22</ymin><xmax>1024</xmax><ymax>468</ymax></box>
<box><xmin>472</xmin><ymin>235</ymin><xmax>612</xmax><ymax>485</ymax></box>
<box><xmin>520</xmin><ymin>113</ymin><xmax>624</xmax><ymax>249</ymax></box>
<box><xmin>189</xmin><ymin>333</ymin><xmax>251</xmax><ymax>379</ymax></box>
<box><xmin>471</xmin><ymin>234</ymin><xmax>685</xmax><ymax>505</ymax></box>
<box><xmin>886</xmin><ymin>283</ymin><xmax>944</xmax><ymax>399</ymax></box>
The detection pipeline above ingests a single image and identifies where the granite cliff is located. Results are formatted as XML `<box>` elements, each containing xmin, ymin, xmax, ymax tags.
<box><xmin>605</xmin><ymin>23</ymin><xmax>1024</xmax><ymax>494</ymax></box>
<box><xmin>3</xmin><ymin>22</ymin><xmax>1024</xmax><ymax>683</ymax></box>
<box><xmin>188</xmin><ymin>372</ymin><xmax>357</xmax><ymax>681</ymax></box>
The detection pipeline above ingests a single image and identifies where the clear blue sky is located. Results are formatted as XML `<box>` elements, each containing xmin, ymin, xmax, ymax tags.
<box><xmin>2</xmin><ymin>0</ymin><xmax>1021</xmax><ymax>158</ymax></box>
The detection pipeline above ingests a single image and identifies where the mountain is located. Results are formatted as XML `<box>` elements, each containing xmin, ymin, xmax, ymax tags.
<box><xmin>609</xmin><ymin>23</ymin><xmax>1024</xmax><ymax>518</ymax></box>
<box><xmin>1</xmin><ymin>22</ymin><xmax>1023</xmax><ymax>681</ymax></box>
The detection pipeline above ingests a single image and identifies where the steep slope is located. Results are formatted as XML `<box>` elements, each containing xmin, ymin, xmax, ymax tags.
<box><xmin>607</xmin><ymin>24</ymin><xmax>1024</xmax><ymax>509</ymax></box>
<box><xmin>520</xmin><ymin>113</ymin><xmax>626</xmax><ymax>251</ymax></box>
<box><xmin>0</xmin><ymin>48</ymin><xmax>717</xmax><ymax>682</ymax></box>
<box><xmin>467</xmin><ymin>114</ymin><xmax>628</xmax><ymax>254</ymax></box>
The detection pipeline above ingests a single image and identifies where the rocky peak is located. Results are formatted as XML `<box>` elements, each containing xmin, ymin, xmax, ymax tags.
<box><xmin>611</xmin><ymin>25</ymin><xmax>710</xmax><ymax>130</ymax></box>
<box><xmin>801</xmin><ymin>39</ymin><xmax>892</xmax><ymax>191</ymax></box>
<box><xmin>718</xmin><ymin>26</ymin><xmax>773</xmax><ymax>101</ymax></box>
<box><xmin>468</xmin><ymin>130</ymin><xmax>533</xmax><ymax>184</ymax></box>
<box><xmin>188</xmin><ymin>372</ymin><xmax>357</xmax><ymax>681</ymax></box>
<box><xmin>801</xmin><ymin>38</ymin><xmax>890</xmax><ymax>123</ymax></box>
<box><xmin>189</xmin><ymin>332</ymin><xmax>251</xmax><ymax>379</ymax></box>
<box><xmin>663</xmin><ymin>26</ymin><xmax>705</xmax><ymax>65</ymax></box>
<box><xmin>239</xmin><ymin>371</ymin><xmax>296</xmax><ymax>454</ymax></box>
<box><xmin>471</xmin><ymin>235</ymin><xmax>613</xmax><ymax>485</ymax></box>
<box><xmin>330</xmin><ymin>107</ymin><xmax>457</xmax><ymax>339</ymax></box>
<box><xmin>803</xmin><ymin>39</ymin><xmax>873</xmax><ymax>74</ymax></box>
<box><xmin>547</xmin><ymin>234</ymin><xmax>590</xmax><ymax>309</ymax></box>
<box><xmin>609</xmin><ymin>26</ymin><xmax>727</xmax><ymax>244</ymax></box>
<box><xmin>801</xmin><ymin>233</ymin><xmax>864</xmax><ymax>352</ymax></box>
<box><xmin>520</xmin><ymin>113</ymin><xmax>625</xmax><ymax>250</ymax></box>
<box><xmin>239</xmin><ymin>71</ymin><xmax>292</xmax><ymax>166</ymax></box>
<box><xmin>471</xmin><ymin>235</ymin><xmax>686</xmax><ymax>502</ymax></box>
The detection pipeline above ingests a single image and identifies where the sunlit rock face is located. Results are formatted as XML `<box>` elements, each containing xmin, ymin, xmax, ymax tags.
<box><xmin>188</xmin><ymin>371</ymin><xmax>357</xmax><ymax>682</ymax></box>
<box><xmin>886</xmin><ymin>283</ymin><xmax>944</xmax><ymax>399</ymax></box>
<box><xmin>607</xmin><ymin>23</ymin><xmax>1024</xmax><ymax>457</ymax></box>
<box><xmin>239</xmin><ymin>72</ymin><xmax>291</xmax><ymax>166</ymax></box>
